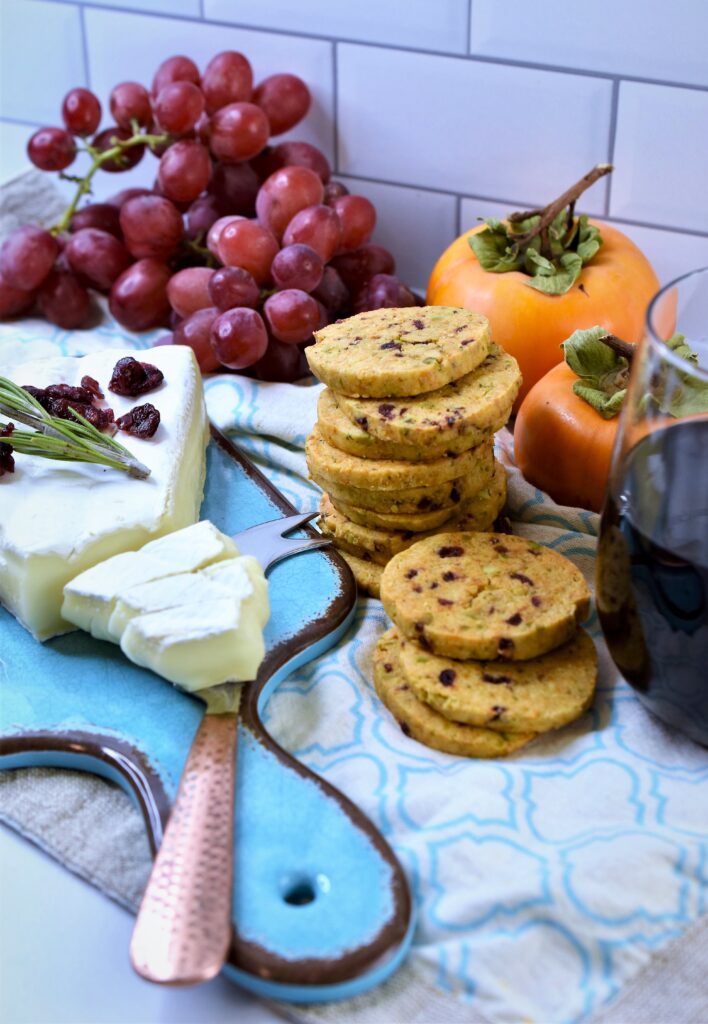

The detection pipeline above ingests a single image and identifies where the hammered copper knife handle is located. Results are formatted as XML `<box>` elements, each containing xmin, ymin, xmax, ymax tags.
<box><xmin>129</xmin><ymin>712</ymin><xmax>238</xmax><ymax>985</ymax></box>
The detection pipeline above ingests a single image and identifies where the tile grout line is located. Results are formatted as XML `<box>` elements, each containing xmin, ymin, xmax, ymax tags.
<box><xmin>604</xmin><ymin>78</ymin><xmax>621</xmax><ymax>217</ymax></box>
<box><xmin>78</xmin><ymin>3</ymin><xmax>91</xmax><ymax>89</ymax></box>
<box><xmin>466</xmin><ymin>0</ymin><xmax>473</xmax><ymax>56</ymax></box>
<box><xmin>332</xmin><ymin>41</ymin><xmax>339</xmax><ymax>175</ymax></box>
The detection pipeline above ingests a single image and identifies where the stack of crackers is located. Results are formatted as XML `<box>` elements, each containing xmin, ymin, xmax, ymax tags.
<box><xmin>374</xmin><ymin>533</ymin><xmax>598</xmax><ymax>758</ymax></box>
<box><xmin>305</xmin><ymin>306</ymin><xmax>522</xmax><ymax>597</ymax></box>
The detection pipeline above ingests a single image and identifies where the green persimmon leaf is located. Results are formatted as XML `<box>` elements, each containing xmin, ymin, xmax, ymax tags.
<box><xmin>562</xmin><ymin>326</ymin><xmax>623</xmax><ymax>380</ymax></box>
<box><xmin>469</xmin><ymin>228</ymin><xmax>524</xmax><ymax>273</ymax></box>
<box><xmin>576</xmin><ymin>215</ymin><xmax>602</xmax><ymax>263</ymax></box>
<box><xmin>572</xmin><ymin>381</ymin><xmax>626</xmax><ymax>418</ymax></box>
<box><xmin>526</xmin><ymin>251</ymin><xmax>583</xmax><ymax>294</ymax></box>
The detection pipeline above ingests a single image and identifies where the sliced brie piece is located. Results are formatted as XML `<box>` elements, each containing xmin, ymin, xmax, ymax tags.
<box><xmin>142</xmin><ymin>519</ymin><xmax>238</xmax><ymax>566</ymax></box>
<box><xmin>0</xmin><ymin>346</ymin><xmax>209</xmax><ymax>640</ymax></box>
<box><xmin>203</xmin><ymin>555</ymin><xmax>270</xmax><ymax>628</ymax></box>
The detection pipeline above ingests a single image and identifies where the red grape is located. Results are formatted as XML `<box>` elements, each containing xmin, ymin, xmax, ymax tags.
<box><xmin>207</xmin><ymin>215</ymin><xmax>243</xmax><ymax>256</ymax></box>
<box><xmin>152</xmin><ymin>55</ymin><xmax>200</xmax><ymax>97</ymax></box>
<box><xmin>27</xmin><ymin>127</ymin><xmax>76</xmax><ymax>171</ymax></box>
<box><xmin>158</xmin><ymin>139</ymin><xmax>211</xmax><ymax>203</ymax></box>
<box><xmin>110</xmin><ymin>82</ymin><xmax>152</xmax><ymax>129</ymax></box>
<box><xmin>64</xmin><ymin>228</ymin><xmax>132</xmax><ymax>292</ymax></box>
<box><xmin>186</xmin><ymin>194</ymin><xmax>223</xmax><ymax>240</ymax></box>
<box><xmin>0</xmin><ymin>272</ymin><xmax>34</xmax><ymax>319</ymax></box>
<box><xmin>253</xmin><ymin>74</ymin><xmax>310</xmax><ymax>135</ymax></box>
<box><xmin>109</xmin><ymin>258</ymin><xmax>171</xmax><ymax>330</ymax></box>
<box><xmin>37</xmin><ymin>270</ymin><xmax>90</xmax><ymax>328</ymax></box>
<box><xmin>120</xmin><ymin>195</ymin><xmax>183</xmax><ymax>260</ymax></box>
<box><xmin>312</xmin><ymin>266</ymin><xmax>349</xmax><ymax>312</ymax></box>
<box><xmin>330</xmin><ymin>243</ymin><xmax>394</xmax><ymax>291</ymax></box>
<box><xmin>211</xmin><ymin>307</ymin><xmax>268</xmax><ymax>369</ymax></box>
<box><xmin>173</xmin><ymin>307</ymin><xmax>222</xmax><ymax>372</ymax></box>
<box><xmin>217</xmin><ymin>219</ymin><xmax>278</xmax><ymax>284</ymax></box>
<box><xmin>282</xmin><ymin>204</ymin><xmax>341</xmax><ymax>262</ymax></box>
<box><xmin>256</xmin><ymin>166</ymin><xmax>324</xmax><ymax>240</ymax></box>
<box><xmin>62</xmin><ymin>88</ymin><xmax>101</xmax><ymax>136</ymax></box>
<box><xmin>202</xmin><ymin>51</ymin><xmax>253</xmax><ymax>114</ymax></box>
<box><xmin>355</xmin><ymin>273</ymin><xmax>416</xmax><ymax>312</ymax></box>
<box><xmin>167</xmin><ymin>267</ymin><xmax>214</xmax><ymax>318</ymax></box>
<box><xmin>333</xmin><ymin>194</ymin><xmax>376</xmax><ymax>251</ymax></box>
<box><xmin>271</xmin><ymin>244</ymin><xmax>323</xmax><ymax>292</ymax></box>
<box><xmin>154</xmin><ymin>81</ymin><xmax>205</xmax><ymax>134</ymax></box>
<box><xmin>209</xmin><ymin>102</ymin><xmax>269</xmax><ymax>163</ymax></box>
<box><xmin>105</xmin><ymin>187</ymin><xmax>153</xmax><ymax>208</ymax></box>
<box><xmin>208</xmin><ymin>266</ymin><xmax>260</xmax><ymax>311</ymax></box>
<box><xmin>0</xmin><ymin>225</ymin><xmax>58</xmax><ymax>291</ymax></box>
<box><xmin>209</xmin><ymin>161</ymin><xmax>259</xmax><ymax>216</ymax></box>
<box><xmin>264</xmin><ymin>289</ymin><xmax>320</xmax><ymax>343</ymax></box>
<box><xmin>323</xmin><ymin>180</ymin><xmax>349</xmax><ymax>205</ymax></box>
<box><xmin>195</xmin><ymin>112</ymin><xmax>211</xmax><ymax>145</ymax></box>
<box><xmin>69</xmin><ymin>203</ymin><xmax>122</xmax><ymax>239</ymax></box>
<box><xmin>256</xmin><ymin>141</ymin><xmax>331</xmax><ymax>183</ymax></box>
<box><xmin>251</xmin><ymin>336</ymin><xmax>306</xmax><ymax>382</ymax></box>
<box><xmin>92</xmin><ymin>127</ymin><xmax>144</xmax><ymax>172</ymax></box>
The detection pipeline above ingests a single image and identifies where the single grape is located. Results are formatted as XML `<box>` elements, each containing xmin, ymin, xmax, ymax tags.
<box><xmin>195</xmin><ymin>112</ymin><xmax>211</xmax><ymax>146</ymax></box>
<box><xmin>158</xmin><ymin>139</ymin><xmax>212</xmax><ymax>204</ymax></box>
<box><xmin>208</xmin><ymin>266</ymin><xmax>260</xmax><ymax>311</ymax></box>
<box><xmin>185</xmin><ymin>194</ymin><xmax>223</xmax><ymax>241</ymax></box>
<box><xmin>333</xmin><ymin>194</ymin><xmax>376</xmax><ymax>251</ymax></box>
<box><xmin>217</xmin><ymin>219</ymin><xmax>278</xmax><ymax>284</ymax></box>
<box><xmin>282</xmin><ymin>204</ymin><xmax>341</xmax><ymax>263</ymax></box>
<box><xmin>173</xmin><ymin>307</ymin><xmax>223</xmax><ymax>372</ymax></box>
<box><xmin>151</xmin><ymin>55</ymin><xmax>200</xmax><ymax>97</ymax></box>
<box><xmin>92</xmin><ymin>126</ymin><xmax>144</xmax><ymax>172</ymax></box>
<box><xmin>167</xmin><ymin>266</ymin><xmax>215</xmax><ymax>318</ymax></box>
<box><xmin>253</xmin><ymin>74</ymin><xmax>310</xmax><ymax>135</ymax></box>
<box><xmin>37</xmin><ymin>270</ymin><xmax>90</xmax><ymax>328</ymax></box>
<box><xmin>62</xmin><ymin>88</ymin><xmax>101</xmax><ymax>136</ymax></box>
<box><xmin>355</xmin><ymin>273</ymin><xmax>416</xmax><ymax>312</ymax></box>
<box><xmin>120</xmin><ymin>194</ymin><xmax>183</xmax><ymax>260</ymax></box>
<box><xmin>154</xmin><ymin>81</ymin><xmax>205</xmax><ymax>135</ymax></box>
<box><xmin>208</xmin><ymin>161</ymin><xmax>259</xmax><ymax>216</ymax></box>
<box><xmin>0</xmin><ymin>225</ymin><xmax>58</xmax><ymax>291</ymax></box>
<box><xmin>256</xmin><ymin>166</ymin><xmax>324</xmax><ymax>241</ymax></box>
<box><xmin>256</xmin><ymin>141</ymin><xmax>331</xmax><ymax>184</ymax></box>
<box><xmin>64</xmin><ymin>228</ymin><xmax>132</xmax><ymax>292</ymax></box>
<box><xmin>202</xmin><ymin>51</ymin><xmax>253</xmax><ymax>114</ymax></box>
<box><xmin>330</xmin><ymin>243</ymin><xmax>395</xmax><ymax>291</ymax></box>
<box><xmin>209</xmin><ymin>102</ymin><xmax>270</xmax><ymax>163</ymax></box>
<box><xmin>109</xmin><ymin>258</ymin><xmax>171</xmax><ymax>330</ymax></box>
<box><xmin>69</xmin><ymin>203</ymin><xmax>122</xmax><ymax>239</ymax></box>
<box><xmin>205</xmin><ymin>215</ymin><xmax>240</xmax><ymax>256</ymax></box>
<box><xmin>211</xmin><ymin>307</ymin><xmax>269</xmax><ymax>369</ymax></box>
<box><xmin>27</xmin><ymin>127</ymin><xmax>76</xmax><ymax>172</ymax></box>
<box><xmin>105</xmin><ymin>187</ymin><xmax>153</xmax><ymax>208</ymax></box>
<box><xmin>0</xmin><ymin>272</ymin><xmax>35</xmax><ymax>319</ymax></box>
<box><xmin>271</xmin><ymin>244</ymin><xmax>323</xmax><ymax>292</ymax></box>
<box><xmin>323</xmin><ymin>180</ymin><xmax>349</xmax><ymax>205</ymax></box>
<box><xmin>263</xmin><ymin>289</ymin><xmax>320</xmax><ymax>344</ymax></box>
<box><xmin>251</xmin><ymin>336</ymin><xmax>306</xmax><ymax>383</ymax></box>
<box><xmin>110</xmin><ymin>82</ymin><xmax>152</xmax><ymax>129</ymax></box>
<box><xmin>312</xmin><ymin>265</ymin><xmax>349</xmax><ymax>313</ymax></box>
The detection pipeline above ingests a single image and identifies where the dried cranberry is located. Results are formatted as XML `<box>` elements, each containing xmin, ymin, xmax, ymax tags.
<box><xmin>0</xmin><ymin>422</ymin><xmax>15</xmax><ymax>476</ymax></box>
<box><xmin>531</xmin><ymin>596</ymin><xmax>543</xmax><ymax>607</ymax></box>
<box><xmin>439</xmin><ymin>669</ymin><xmax>456</xmax><ymax>686</ymax></box>
<box><xmin>405</xmin><ymin>569</ymin><xmax>419</xmax><ymax>579</ymax></box>
<box><xmin>398</xmin><ymin>720</ymin><xmax>411</xmax><ymax>736</ymax></box>
<box><xmin>383</xmin><ymin>663</ymin><xmax>393</xmax><ymax>673</ymax></box>
<box><xmin>78</xmin><ymin>404</ymin><xmax>115</xmax><ymax>431</ymax></box>
<box><xmin>116</xmin><ymin>402</ymin><xmax>160</xmax><ymax>438</ymax></box>
<box><xmin>438</xmin><ymin>598</ymin><xmax>454</xmax><ymax>606</ymax></box>
<box><xmin>108</xmin><ymin>356</ymin><xmax>164</xmax><ymax>397</ymax></box>
<box><xmin>442</xmin><ymin>571</ymin><xmax>461</xmax><ymax>582</ymax></box>
<box><xmin>378</xmin><ymin>403</ymin><xmax>395</xmax><ymax>420</ymax></box>
<box><xmin>437</xmin><ymin>546</ymin><xmax>464</xmax><ymax>558</ymax></box>
<box><xmin>510</xmin><ymin>572</ymin><xmax>534</xmax><ymax>586</ymax></box>
<box><xmin>81</xmin><ymin>374</ymin><xmax>104</xmax><ymax>398</ymax></box>
<box><xmin>44</xmin><ymin>383</ymin><xmax>95</xmax><ymax>404</ymax></box>
<box><xmin>505</xmin><ymin>612</ymin><xmax>523</xmax><ymax>626</ymax></box>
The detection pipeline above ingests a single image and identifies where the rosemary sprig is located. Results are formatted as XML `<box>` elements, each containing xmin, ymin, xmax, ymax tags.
<box><xmin>0</xmin><ymin>377</ymin><xmax>151</xmax><ymax>479</ymax></box>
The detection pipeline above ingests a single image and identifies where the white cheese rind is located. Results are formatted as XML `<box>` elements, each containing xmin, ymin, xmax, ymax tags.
<box><xmin>0</xmin><ymin>346</ymin><xmax>209</xmax><ymax>640</ymax></box>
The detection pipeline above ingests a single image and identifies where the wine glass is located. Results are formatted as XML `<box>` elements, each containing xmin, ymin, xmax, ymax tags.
<box><xmin>596</xmin><ymin>266</ymin><xmax>708</xmax><ymax>746</ymax></box>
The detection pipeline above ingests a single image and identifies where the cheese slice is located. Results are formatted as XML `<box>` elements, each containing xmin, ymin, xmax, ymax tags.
<box><xmin>0</xmin><ymin>346</ymin><xmax>209</xmax><ymax>640</ymax></box>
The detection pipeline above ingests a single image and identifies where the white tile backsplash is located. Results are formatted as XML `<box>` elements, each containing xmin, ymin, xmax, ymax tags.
<box><xmin>337</xmin><ymin>45</ymin><xmax>612</xmax><ymax>211</ymax></box>
<box><xmin>205</xmin><ymin>0</ymin><xmax>470</xmax><ymax>54</ymax></box>
<box><xmin>80</xmin><ymin>0</ymin><xmax>201</xmax><ymax>15</ymax></box>
<box><xmin>470</xmin><ymin>0</ymin><xmax>708</xmax><ymax>88</ymax></box>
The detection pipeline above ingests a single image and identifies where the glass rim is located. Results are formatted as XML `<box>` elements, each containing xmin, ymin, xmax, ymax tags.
<box><xmin>646</xmin><ymin>264</ymin><xmax>708</xmax><ymax>382</ymax></box>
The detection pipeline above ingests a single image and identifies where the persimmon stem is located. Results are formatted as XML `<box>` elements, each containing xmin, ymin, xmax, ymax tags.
<box><xmin>600</xmin><ymin>333</ymin><xmax>635</xmax><ymax>362</ymax></box>
<box><xmin>508</xmin><ymin>163</ymin><xmax>613</xmax><ymax>258</ymax></box>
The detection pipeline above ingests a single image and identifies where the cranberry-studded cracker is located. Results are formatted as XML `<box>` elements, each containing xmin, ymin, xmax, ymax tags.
<box><xmin>380</xmin><ymin>532</ymin><xmax>590</xmax><ymax>661</ymax></box>
<box><xmin>318</xmin><ymin>463</ymin><xmax>507</xmax><ymax>566</ymax></box>
<box><xmin>306</xmin><ymin>307</ymin><xmax>491</xmax><ymax>398</ymax></box>
<box><xmin>398</xmin><ymin>629</ymin><xmax>597</xmax><ymax>733</ymax></box>
<box><xmin>334</xmin><ymin>344</ymin><xmax>520</xmax><ymax>447</ymax></box>
<box><xmin>373</xmin><ymin>629</ymin><xmax>536</xmax><ymax>757</ymax></box>
<box><xmin>341</xmin><ymin>550</ymin><xmax>383</xmax><ymax>598</ymax></box>
<box><xmin>305</xmin><ymin>424</ymin><xmax>491</xmax><ymax>491</ymax></box>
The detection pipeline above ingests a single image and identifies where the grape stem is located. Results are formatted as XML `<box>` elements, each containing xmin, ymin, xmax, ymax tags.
<box><xmin>51</xmin><ymin>129</ymin><xmax>170</xmax><ymax>236</ymax></box>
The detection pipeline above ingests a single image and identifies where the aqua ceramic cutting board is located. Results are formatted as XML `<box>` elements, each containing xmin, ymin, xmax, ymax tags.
<box><xmin>0</xmin><ymin>428</ymin><xmax>413</xmax><ymax>1003</ymax></box>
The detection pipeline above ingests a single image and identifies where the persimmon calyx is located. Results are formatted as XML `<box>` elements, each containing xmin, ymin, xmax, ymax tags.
<box><xmin>468</xmin><ymin>164</ymin><xmax>612</xmax><ymax>296</ymax></box>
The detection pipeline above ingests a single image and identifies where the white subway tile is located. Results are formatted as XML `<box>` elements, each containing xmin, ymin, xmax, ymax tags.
<box><xmin>81</xmin><ymin>0</ymin><xmax>200</xmax><ymax>15</ymax></box>
<box><xmin>470</xmin><ymin>0</ymin><xmax>708</xmax><ymax>88</ymax></box>
<box><xmin>204</xmin><ymin>0</ymin><xmax>469</xmax><ymax>55</ymax></box>
<box><xmin>338</xmin><ymin>176</ymin><xmax>457</xmax><ymax>293</ymax></box>
<box><xmin>0</xmin><ymin>0</ymin><xmax>85</xmax><ymax>123</ymax></box>
<box><xmin>0</xmin><ymin>121</ymin><xmax>34</xmax><ymax>184</ymax></box>
<box><xmin>611</xmin><ymin>82</ymin><xmax>708</xmax><ymax>233</ymax></box>
<box><xmin>337</xmin><ymin>46</ymin><xmax>612</xmax><ymax>212</ymax></box>
<box><xmin>83</xmin><ymin>8</ymin><xmax>335</xmax><ymax>161</ymax></box>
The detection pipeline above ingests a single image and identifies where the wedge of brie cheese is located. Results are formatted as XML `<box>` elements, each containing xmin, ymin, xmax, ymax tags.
<box><xmin>0</xmin><ymin>346</ymin><xmax>209</xmax><ymax>640</ymax></box>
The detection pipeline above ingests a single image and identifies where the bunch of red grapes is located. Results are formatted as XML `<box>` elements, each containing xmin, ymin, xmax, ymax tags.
<box><xmin>0</xmin><ymin>52</ymin><xmax>419</xmax><ymax>382</ymax></box>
